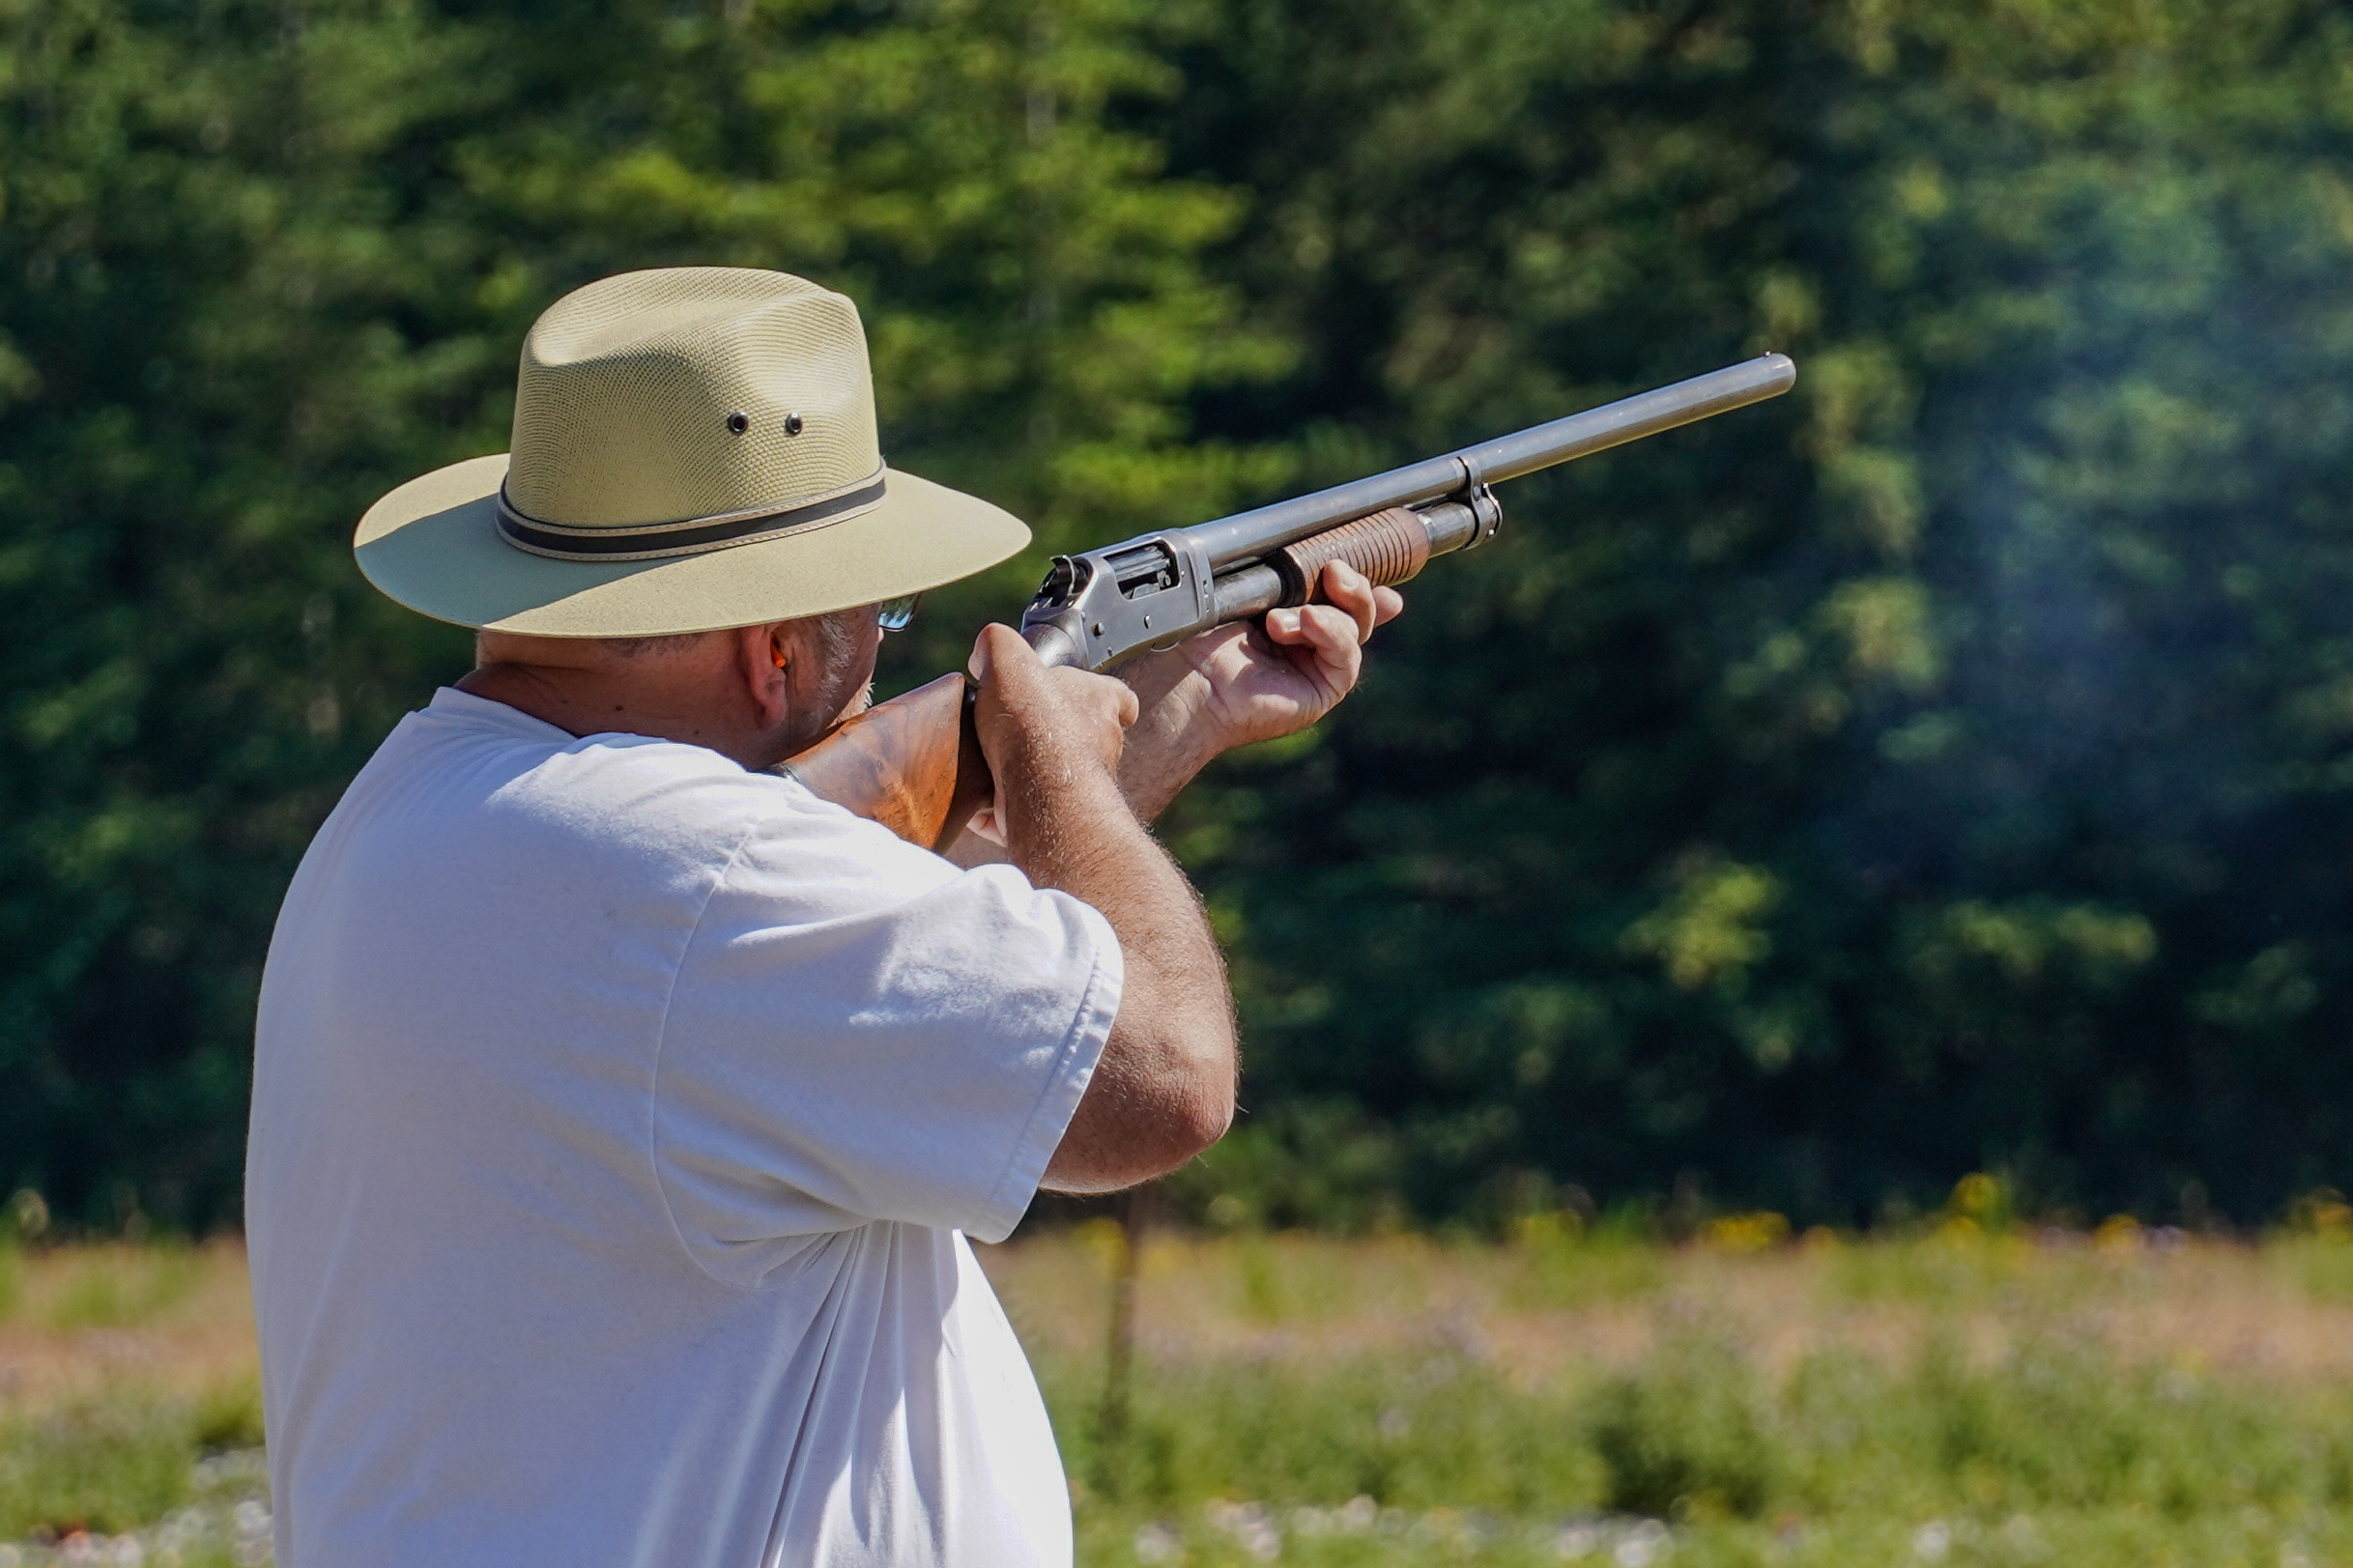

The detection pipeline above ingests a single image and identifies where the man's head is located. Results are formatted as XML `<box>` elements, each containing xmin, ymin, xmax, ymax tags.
<box><xmin>468</xmin><ymin>604</ymin><xmax>886</xmax><ymax>770</ymax></box>
<box><xmin>349</xmin><ymin>267</ymin><xmax>1029</xmax><ymax>645</ymax></box>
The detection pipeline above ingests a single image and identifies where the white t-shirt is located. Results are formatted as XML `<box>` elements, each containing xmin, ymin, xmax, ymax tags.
<box><xmin>246</xmin><ymin>688</ymin><xmax>1120</xmax><ymax>1568</ymax></box>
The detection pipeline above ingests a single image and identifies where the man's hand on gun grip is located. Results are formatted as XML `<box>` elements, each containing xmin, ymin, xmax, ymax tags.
<box><xmin>965</xmin><ymin>623</ymin><xmax>1138</xmax><ymax>851</ymax></box>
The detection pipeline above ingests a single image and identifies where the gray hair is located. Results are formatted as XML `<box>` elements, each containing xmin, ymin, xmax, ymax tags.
<box><xmin>597</xmin><ymin>631</ymin><xmax>713</xmax><ymax>660</ymax></box>
<box><xmin>599</xmin><ymin>611</ymin><xmax>864</xmax><ymax>667</ymax></box>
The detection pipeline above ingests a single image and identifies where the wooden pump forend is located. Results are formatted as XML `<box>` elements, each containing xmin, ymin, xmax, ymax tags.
<box><xmin>782</xmin><ymin>352</ymin><xmax>1796</xmax><ymax>844</ymax></box>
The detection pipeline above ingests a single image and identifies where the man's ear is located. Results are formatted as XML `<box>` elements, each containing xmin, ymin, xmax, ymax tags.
<box><xmin>736</xmin><ymin>621</ymin><xmax>793</xmax><ymax>729</ymax></box>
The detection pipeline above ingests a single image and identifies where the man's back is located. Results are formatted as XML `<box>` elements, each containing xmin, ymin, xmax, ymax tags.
<box><xmin>248</xmin><ymin>689</ymin><xmax>1119</xmax><ymax>1568</ymax></box>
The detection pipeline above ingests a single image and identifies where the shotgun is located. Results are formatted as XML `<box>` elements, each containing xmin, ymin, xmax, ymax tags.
<box><xmin>781</xmin><ymin>353</ymin><xmax>1797</xmax><ymax>848</ymax></box>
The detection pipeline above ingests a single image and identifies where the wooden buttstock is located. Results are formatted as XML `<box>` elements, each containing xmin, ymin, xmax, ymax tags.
<box><xmin>778</xmin><ymin>671</ymin><xmax>993</xmax><ymax>852</ymax></box>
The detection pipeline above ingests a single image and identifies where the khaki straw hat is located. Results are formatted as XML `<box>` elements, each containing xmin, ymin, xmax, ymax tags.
<box><xmin>354</xmin><ymin>267</ymin><xmax>1030</xmax><ymax>637</ymax></box>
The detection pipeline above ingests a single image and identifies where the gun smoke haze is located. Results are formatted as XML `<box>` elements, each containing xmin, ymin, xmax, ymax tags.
<box><xmin>1796</xmin><ymin>132</ymin><xmax>2353</xmax><ymax>1218</ymax></box>
<box><xmin>1156</xmin><ymin>2</ymin><xmax>2353</xmax><ymax>1235</ymax></box>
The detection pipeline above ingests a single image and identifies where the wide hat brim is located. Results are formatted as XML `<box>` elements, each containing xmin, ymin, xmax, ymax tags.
<box><xmin>355</xmin><ymin>453</ymin><xmax>1031</xmax><ymax>637</ymax></box>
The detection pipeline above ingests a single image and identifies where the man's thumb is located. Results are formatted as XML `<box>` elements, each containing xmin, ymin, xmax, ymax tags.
<box><xmin>970</xmin><ymin>623</ymin><xmax>1041</xmax><ymax>692</ymax></box>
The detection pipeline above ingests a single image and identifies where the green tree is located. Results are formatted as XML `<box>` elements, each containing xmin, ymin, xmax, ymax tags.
<box><xmin>1157</xmin><ymin>0</ymin><xmax>2353</xmax><ymax>1224</ymax></box>
<box><xmin>14</xmin><ymin>0</ymin><xmax>2353</xmax><ymax>1231</ymax></box>
<box><xmin>0</xmin><ymin>0</ymin><xmax>1272</xmax><ymax>1227</ymax></box>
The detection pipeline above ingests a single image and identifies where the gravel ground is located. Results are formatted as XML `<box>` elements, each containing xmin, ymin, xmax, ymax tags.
<box><xmin>0</xmin><ymin>1451</ymin><xmax>270</xmax><ymax>1567</ymax></box>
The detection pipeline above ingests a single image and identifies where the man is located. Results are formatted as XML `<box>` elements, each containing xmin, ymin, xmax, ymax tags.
<box><xmin>246</xmin><ymin>266</ymin><xmax>1400</xmax><ymax>1567</ymax></box>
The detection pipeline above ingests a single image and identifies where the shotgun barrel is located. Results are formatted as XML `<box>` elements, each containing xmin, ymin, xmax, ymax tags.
<box><xmin>1020</xmin><ymin>352</ymin><xmax>1796</xmax><ymax>670</ymax></box>
<box><xmin>781</xmin><ymin>352</ymin><xmax>1796</xmax><ymax>850</ymax></box>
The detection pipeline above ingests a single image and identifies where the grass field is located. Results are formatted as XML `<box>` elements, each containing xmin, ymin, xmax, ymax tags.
<box><xmin>14</xmin><ymin>1205</ymin><xmax>2353</xmax><ymax>1564</ymax></box>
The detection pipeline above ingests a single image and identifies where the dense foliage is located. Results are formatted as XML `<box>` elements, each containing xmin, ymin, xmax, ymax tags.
<box><xmin>5</xmin><ymin>0</ymin><xmax>2353</xmax><ymax>1229</ymax></box>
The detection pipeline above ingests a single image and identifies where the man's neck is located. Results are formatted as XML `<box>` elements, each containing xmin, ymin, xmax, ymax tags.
<box><xmin>456</xmin><ymin>662</ymin><xmax>765</xmax><ymax>766</ymax></box>
<box><xmin>456</xmin><ymin>618</ymin><xmax>877</xmax><ymax>771</ymax></box>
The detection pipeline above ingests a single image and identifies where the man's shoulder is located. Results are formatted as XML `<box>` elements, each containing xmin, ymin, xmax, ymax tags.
<box><xmin>401</xmin><ymin>686</ymin><xmax>754</xmax><ymax>789</ymax></box>
<box><xmin>351</xmin><ymin>688</ymin><xmax>815</xmax><ymax>868</ymax></box>
<box><xmin>304</xmin><ymin>687</ymin><xmax>961</xmax><ymax>944</ymax></box>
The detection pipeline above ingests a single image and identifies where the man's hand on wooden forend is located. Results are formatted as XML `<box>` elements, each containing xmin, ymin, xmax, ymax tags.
<box><xmin>1114</xmin><ymin>559</ymin><xmax>1405</xmax><ymax>820</ymax></box>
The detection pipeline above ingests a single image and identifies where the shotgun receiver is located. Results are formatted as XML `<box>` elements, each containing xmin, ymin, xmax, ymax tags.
<box><xmin>782</xmin><ymin>353</ymin><xmax>1797</xmax><ymax>847</ymax></box>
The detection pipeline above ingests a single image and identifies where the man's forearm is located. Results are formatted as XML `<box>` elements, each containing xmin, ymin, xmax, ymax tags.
<box><xmin>1003</xmin><ymin>768</ymin><xmax>1224</xmax><ymax>1042</ymax></box>
<box><xmin>1109</xmin><ymin>655</ymin><xmax>1220</xmax><ymax>821</ymax></box>
<box><xmin>1002</xmin><ymin>765</ymin><xmax>1235</xmax><ymax>1191</ymax></box>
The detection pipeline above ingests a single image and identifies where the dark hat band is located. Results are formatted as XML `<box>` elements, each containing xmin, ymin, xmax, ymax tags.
<box><xmin>495</xmin><ymin>470</ymin><xmax>889</xmax><ymax>563</ymax></box>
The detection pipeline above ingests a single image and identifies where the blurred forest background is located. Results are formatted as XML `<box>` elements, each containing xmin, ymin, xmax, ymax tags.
<box><xmin>7</xmin><ymin>0</ymin><xmax>2353</xmax><ymax>1235</ymax></box>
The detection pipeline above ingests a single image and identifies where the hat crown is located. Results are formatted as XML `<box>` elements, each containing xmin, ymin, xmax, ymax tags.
<box><xmin>503</xmin><ymin>268</ymin><xmax>882</xmax><ymax>529</ymax></box>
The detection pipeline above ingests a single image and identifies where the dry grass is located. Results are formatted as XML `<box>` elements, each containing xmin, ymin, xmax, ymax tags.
<box><xmin>979</xmin><ymin>1223</ymin><xmax>2353</xmax><ymax>1388</ymax></box>
<box><xmin>13</xmin><ymin>1227</ymin><xmax>2353</xmax><ymax>1420</ymax></box>
<box><xmin>21</xmin><ymin>1226</ymin><xmax>2353</xmax><ymax>1562</ymax></box>
<box><xmin>0</xmin><ymin>1240</ymin><xmax>257</xmax><ymax>1416</ymax></box>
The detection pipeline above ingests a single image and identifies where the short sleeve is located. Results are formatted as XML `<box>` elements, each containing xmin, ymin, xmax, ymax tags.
<box><xmin>650</xmin><ymin>795</ymin><xmax>1120</xmax><ymax>1284</ymax></box>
